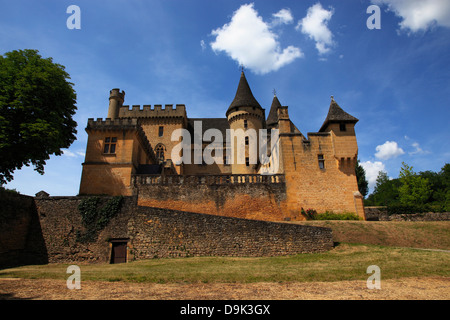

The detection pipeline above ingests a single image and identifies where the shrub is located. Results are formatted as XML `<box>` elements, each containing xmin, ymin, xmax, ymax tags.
<box><xmin>315</xmin><ymin>211</ymin><xmax>361</xmax><ymax>220</ymax></box>
<box><xmin>301</xmin><ymin>208</ymin><xmax>361</xmax><ymax>220</ymax></box>
<box><xmin>386</xmin><ymin>203</ymin><xmax>445</xmax><ymax>215</ymax></box>
<box><xmin>301</xmin><ymin>208</ymin><xmax>318</xmax><ymax>220</ymax></box>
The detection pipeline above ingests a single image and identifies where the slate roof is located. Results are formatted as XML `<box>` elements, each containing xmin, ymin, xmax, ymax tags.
<box><xmin>187</xmin><ymin>118</ymin><xmax>230</xmax><ymax>143</ymax></box>
<box><xmin>226</xmin><ymin>71</ymin><xmax>262</xmax><ymax>116</ymax></box>
<box><xmin>319</xmin><ymin>97</ymin><xmax>358</xmax><ymax>132</ymax></box>
<box><xmin>266</xmin><ymin>95</ymin><xmax>282</xmax><ymax>126</ymax></box>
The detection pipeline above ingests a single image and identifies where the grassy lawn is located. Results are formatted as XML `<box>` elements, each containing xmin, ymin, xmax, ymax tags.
<box><xmin>1</xmin><ymin>243</ymin><xmax>448</xmax><ymax>284</ymax></box>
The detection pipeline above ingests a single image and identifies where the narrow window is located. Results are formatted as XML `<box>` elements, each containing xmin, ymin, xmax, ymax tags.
<box><xmin>104</xmin><ymin>137</ymin><xmax>117</xmax><ymax>154</ymax></box>
<box><xmin>155</xmin><ymin>144</ymin><xmax>165</xmax><ymax>161</ymax></box>
<box><xmin>158</xmin><ymin>126</ymin><xmax>164</xmax><ymax>137</ymax></box>
<box><xmin>318</xmin><ymin>154</ymin><xmax>325</xmax><ymax>169</ymax></box>
<box><xmin>245</xmin><ymin>157</ymin><xmax>250</xmax><ymax>167</ymax></box>
<box><xmin>339</xmin><ymin>123</ymin><xmax>346</xmax><ymax>132</ymax></box>
<box><xmin>244</xmin><ymin>120</ymin><xmax>248</xmax><ymax>129</ymax></box>
<box><xmin>245</xmin><ymin>136</ymin><xmax>249</xmax><ymax>146</ymax></box>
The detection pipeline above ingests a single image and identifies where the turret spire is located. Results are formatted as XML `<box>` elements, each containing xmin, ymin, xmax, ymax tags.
<box><xmin>319</xmin><ymin>97</ymin><xmax>358</xmax><ymax>132</ymax></box>
<box><xmin>226</xmin><ymin>70</ymin><xmax>262</xmax><ymax>117</ymax></box>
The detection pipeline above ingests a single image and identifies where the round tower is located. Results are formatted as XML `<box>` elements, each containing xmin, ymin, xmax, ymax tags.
<box><xmin>107</xmin><ymin>88</ymin><xmax>125</xmax><ymax>119</ymax></box>
<box><xmin>226</xmin><ymin>71</ymin><xmax>265</xmax><ymax>174</ymax></box>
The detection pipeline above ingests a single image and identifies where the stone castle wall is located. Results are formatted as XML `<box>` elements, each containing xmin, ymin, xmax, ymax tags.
<box><xmin>0</xmin><ymin>192</ymin><xmax>333</xmax><ymax>267</ymax></box>
<box><xmin>134</xmin><ymin>174</ymin><xmax>288</xmax><ymax>221</ymax></box>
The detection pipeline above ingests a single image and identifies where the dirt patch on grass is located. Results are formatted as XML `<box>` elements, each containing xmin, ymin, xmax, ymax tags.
<box><xmin>1</xmin><ymin>277</ymin><xmax>448</xmax><ymax>300</ymax></box>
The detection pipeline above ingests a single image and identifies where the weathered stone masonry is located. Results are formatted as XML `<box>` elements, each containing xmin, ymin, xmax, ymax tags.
<box><xmin>0</xmin><ymin>192</ymin><xmax>333</xmax><ymax>266</ymax></box>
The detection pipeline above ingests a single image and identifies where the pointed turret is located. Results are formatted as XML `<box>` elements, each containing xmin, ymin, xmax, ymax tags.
<box><xmin>319</xmin><ymin>96</ymin><xmax>358</xmax><ymax>132</ymax></box>
<box><xmin>226</xmin><ymin>70</ymin><xmax>265</xmax><ymax>174</ymax></box>
<box><xmin>226</xmin><ymin>71</ymin><xmax>262</xmax><ymax>117</ymax></box>
<box><xmin>266</xmin><ymin>94</ymin><xmax>282</xmax><ymax>127</ymax></box>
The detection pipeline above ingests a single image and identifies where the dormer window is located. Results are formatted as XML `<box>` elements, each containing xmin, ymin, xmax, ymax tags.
<box><xmin>104</xmin><ymin>137</ymin><xmax>117</xmax><ymax>154</ymax></box>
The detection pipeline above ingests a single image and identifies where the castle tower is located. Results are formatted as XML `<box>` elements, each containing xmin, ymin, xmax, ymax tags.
<box><xmin>226</xmin><ymin>71</ymin><xmax>265</xmax><ymax>174</ymax></box>
<box><xmin>107</xmin><ymin>88</ymin><xmax>125</xmax><ymax>119</ymax></box>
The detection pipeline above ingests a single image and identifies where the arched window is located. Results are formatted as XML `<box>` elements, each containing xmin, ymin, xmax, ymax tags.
<box><xmin>155</xmin><ymin>144</ymin><xmax>165</xmax><ymax>161</ymax></box>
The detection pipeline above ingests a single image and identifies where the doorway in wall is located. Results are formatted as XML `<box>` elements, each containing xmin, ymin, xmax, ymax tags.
<box><xmin>110</xmin><ymin>239</ymin><xmax>128</xmax><ymax>264</ymax></box>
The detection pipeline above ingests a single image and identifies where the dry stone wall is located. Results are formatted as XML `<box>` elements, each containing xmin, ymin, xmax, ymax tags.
<box><xmin>1</xmin><ymin>193</ymin><xmax>333</xmax><ymax>267</ymax></box>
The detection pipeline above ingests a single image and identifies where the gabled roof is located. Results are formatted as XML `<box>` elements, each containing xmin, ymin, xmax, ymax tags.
<box><xmin>319</xmin><ymin>97</ymin><xmax>358</xmax><ymax>132</ymax></box>
<box><xmin>266</xmin><ymin>94</ymin><xmax>282</xmax><ymax>126</ymax></box>
<box><xmin>226</xmin><ymin>71</ymin><xmax>262</xmax><ymax>116</ymax></box>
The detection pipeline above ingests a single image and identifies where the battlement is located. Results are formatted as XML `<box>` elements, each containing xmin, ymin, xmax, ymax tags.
<box><xmin>86</xmin><ymin>117</ymin><xmax>156</xmax><ymax>162</ymax></box>
<box><xmin>86</xmin><ymin>117</ymin><xmax>139</xmax><ymax>129</ymax></box>
<box><xmin>118</xmin><ymin>104</ymin><xmax>187</xmax><ymax>119</ymax></box>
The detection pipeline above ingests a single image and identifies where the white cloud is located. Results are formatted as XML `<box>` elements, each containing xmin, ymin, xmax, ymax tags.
<box><xmin>375</xmin><ymin>141</ymin><xmax>405</xmax><ymax>160</ymax></box>
<box><xmin>409</xmin><ymin>142</ymin><xmax>430</xmax><ymax>155</ymax></box>
<box><xmin>210</xmin><ymin>3</ymin><xmax>303</xmax><ymax>74</ymax></box>
<box><xmin>63</xmin><ymin>149</ymin><xmax>85</xmax><ymax>158</ymax></box>
<box><xmin>372</xmin><ymin>0</ymin><xmax>450</xmax><ymax>32</ymax></box>
<box><xmin>272</xmin><ymin>8</ymin><xmax>294</xmax><ymax>26</ymax></box>
<box><xmin>296</xmin><ymin>3</ymin><xmax>334</xmax><ymax>55</ymax></box>
<box><xmin>360</xmin><ymin>161</ymin><xmax>386</xmax><ymax>190</ymax></box>
<box><xmin>200</xmin><ymin>40</ymin><xmax>206</xmax><ymax>51</ymax></box>
<box><xmin>63</xmin><ymin>149</ymin><xmax>78</xmax><ymax>158</ymax></box>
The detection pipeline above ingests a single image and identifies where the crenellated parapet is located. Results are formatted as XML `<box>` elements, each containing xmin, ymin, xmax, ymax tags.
<box><xmin>86</xmin><ymin>117</ymin><xmax>139</xmax><ymax>129</ymax></box>
<box><xmin>118</xmin><ymin>104</ymin><xmax>187</xmax><ymax>119</ymax></box>
<box><xmin>85</xmin><ymin>118</ymin><xmax>156</xmax><ymax>162</ymax></box>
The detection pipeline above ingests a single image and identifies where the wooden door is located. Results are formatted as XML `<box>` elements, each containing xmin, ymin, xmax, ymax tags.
<box><xmin>111</xmin><ymin>242</ymin><xmax>127</xmax><ymax>264</ymax></box>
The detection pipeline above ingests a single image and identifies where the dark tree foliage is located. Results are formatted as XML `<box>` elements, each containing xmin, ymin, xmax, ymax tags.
<box><xmin>0</xmin><ymin>49</ymin><xmax>77</xmax><ymax>184</ymax></box>
<box><xmin>355</xmin><ymin>159</ymin><xmax>369</xmax><ymax>198</ymax></box>
<box><xmin>365</xmin><ymin>163</ymin><xmax>450</xmax><ymax>212</ymax></box>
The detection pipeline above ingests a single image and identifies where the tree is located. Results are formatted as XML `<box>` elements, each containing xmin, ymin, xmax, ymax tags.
<box><xmin>398</xmin><ymin>162</ymin><xmax>431</xmax><ymax>205</ymax></box>
<box><xmin>369</xmin><ymin>170</ymin><xmax>400</xmax><ymax>206</ymax></box>
<box><xmin>355</xmin><ymin>159</ymin><xmax>369</xmax><ymax>198</ymax></box>
<box><xmin>0</xmin><ymin>49</ymin><xmax>77</xmax><ymax>184</ymax></box>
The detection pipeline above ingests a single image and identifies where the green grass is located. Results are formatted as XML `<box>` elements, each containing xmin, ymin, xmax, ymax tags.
<box><xmin>1</xmin><ymin>243</ymin><xmax>448</xmax><ymax>284</ymax></box>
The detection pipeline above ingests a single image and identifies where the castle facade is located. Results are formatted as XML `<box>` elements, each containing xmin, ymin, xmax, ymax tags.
<box><xmin>79</xmin><ymin>72</ymin><xmax>365</xmax><ymax>221</ymax></box>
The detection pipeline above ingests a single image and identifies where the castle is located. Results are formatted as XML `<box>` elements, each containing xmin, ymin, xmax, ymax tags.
<box><xmin>79</xmin><ymin>71</ymin><xmax>365</xmax><ymax>221</ymax></box>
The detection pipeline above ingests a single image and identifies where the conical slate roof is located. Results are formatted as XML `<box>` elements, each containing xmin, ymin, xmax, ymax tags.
<box><xmin>226</xmin><ymin>71</ymin><xmax>262</xmax><ymax>116</ymax></box>
<box><xmin>319</xmin><ymin>97</ymin><xmax>358</xmax><ymax>132</ymax></box>
<box><xmin>266</xmin><ymin>94</ymin><xmax>282</xmax><ymax>126</ymax></box>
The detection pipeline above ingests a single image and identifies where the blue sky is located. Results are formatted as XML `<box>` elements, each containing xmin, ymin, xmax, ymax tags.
<box><xmin>2</xmin><ymin>0</ymin><xmax>450</xmax><ymax>196</ymax></box>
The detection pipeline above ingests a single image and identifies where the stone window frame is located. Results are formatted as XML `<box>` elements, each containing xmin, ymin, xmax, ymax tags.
<box><xmin>155</xmin><ymin>143</ymin><xmax>166</xmax><ymax>161</ymax></box>
<box><xmin>103</xmin><ymin>137</ymin><xmax>117</xmax><ymax>154</ymax></box>
<box><xmin>318</xmin><ymin>154</ymin><xmax>325</xmax><ymax>170</ymax></box>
